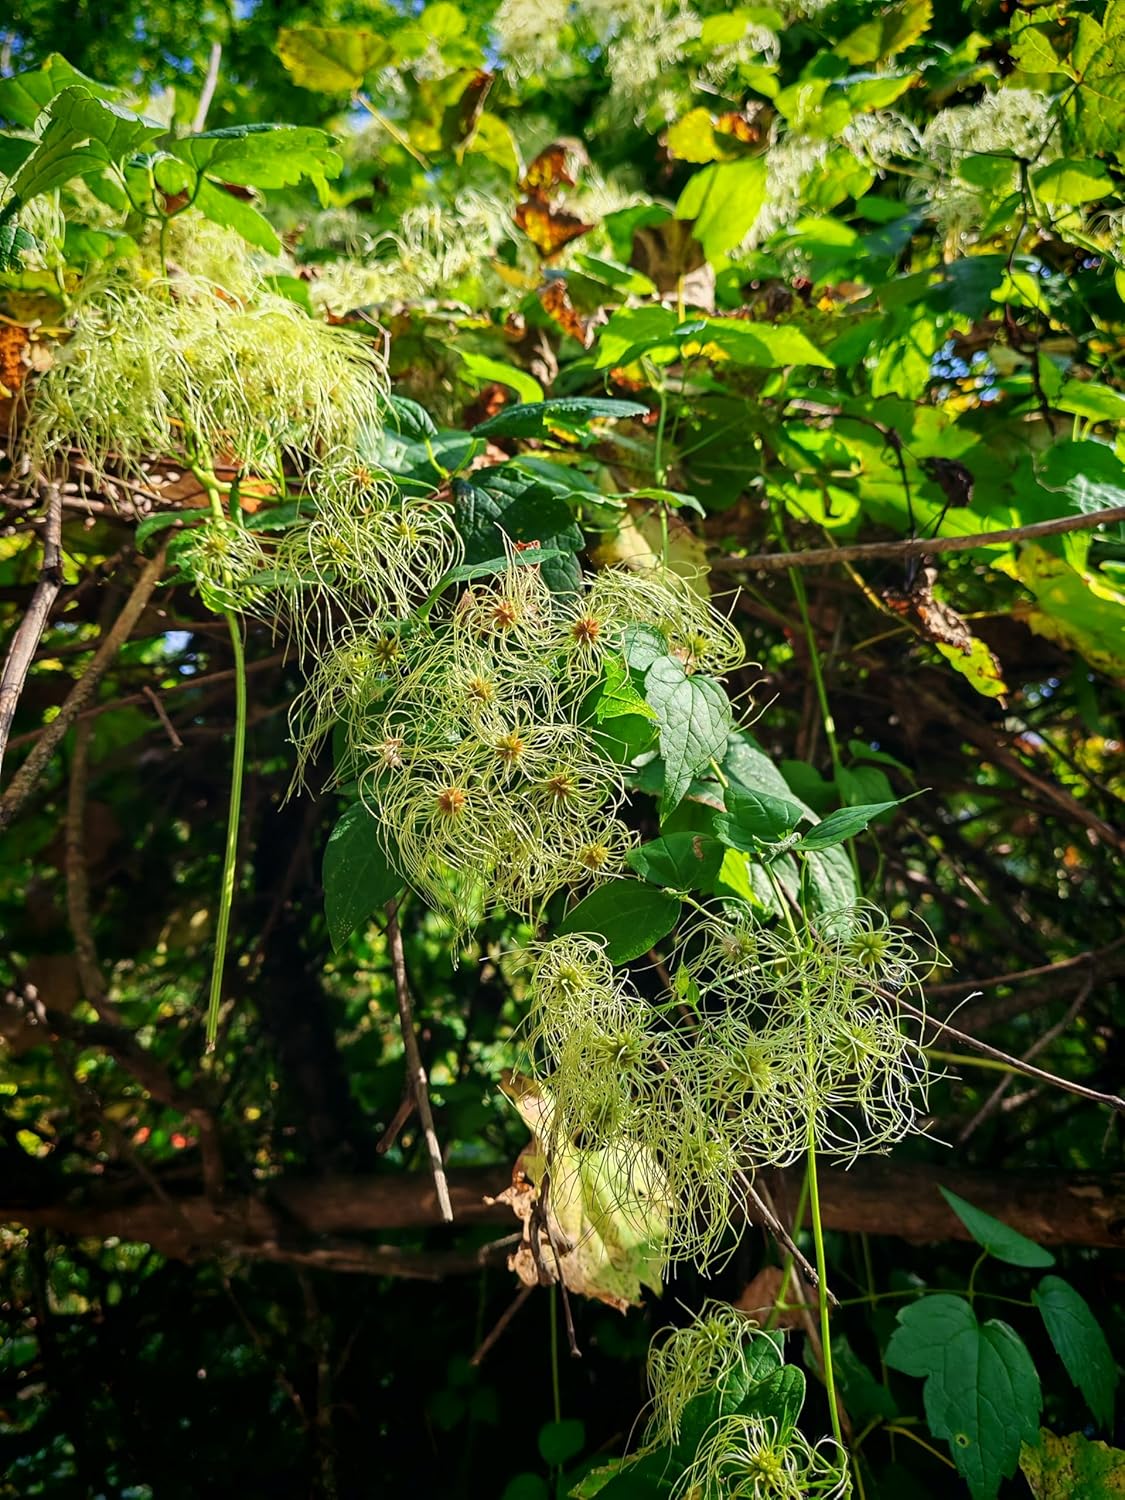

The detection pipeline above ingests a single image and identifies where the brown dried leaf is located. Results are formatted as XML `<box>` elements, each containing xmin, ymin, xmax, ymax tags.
<box><xmin>539</xmin><ymin>279</ymin><xmax>593</xmax><ymax>347</ymax></box>
<box><xmin>515</xmin><ymin>199</ymin><xmax>593</xmax><ymax>258</ymax></box>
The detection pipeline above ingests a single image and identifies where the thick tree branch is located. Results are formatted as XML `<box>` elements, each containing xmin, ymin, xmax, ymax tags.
<box><xmin>0</xmin><ymin>482</ymin><xmax>62</xmax><ymax>781</ymax></box>
<box><xmin>0</xmin><ymin>545</ymin><xmax>168</xmax><ymax>830</ymax></box>
<box><xmin>5</xmin><ymin>1163</ymin><xmax>1123</xmax><ymax>1275</ymax></box>
<box><xmin>710</xmin><ymin>505</ymin><xmax>1125</xmax><ymax>573</ymax></box>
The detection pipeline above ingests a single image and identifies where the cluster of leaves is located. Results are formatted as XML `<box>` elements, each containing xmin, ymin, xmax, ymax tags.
<box><xmin>0</xmin><ymin>1</ymin><xmax>1123</xmax><ymax>1497</ymax></box>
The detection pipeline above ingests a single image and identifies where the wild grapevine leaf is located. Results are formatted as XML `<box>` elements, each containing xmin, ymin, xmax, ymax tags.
<box><xmin>886</xmin><ymin>1295</ymin><xmax>1042</xmax><ymax>1499</ymax></box>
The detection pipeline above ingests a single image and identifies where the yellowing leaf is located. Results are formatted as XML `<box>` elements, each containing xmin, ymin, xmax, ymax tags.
<box><xmin>936</xmin><ymin>636</ymin><xmax>1008</xmax><ymax>699</ymax></box>
<box><xmin>835</xmin><ymin>0</ymin><xmax>933</xmax><ymax>65</ymax></box>
<box><xmin>277</xmin><ymin>28</ymin><xmax>392</xmax><ymax>92</ymax></box>
<box><xmin>495</xmin><ymin>1074</ymin><xmax>668</xmax><ymax>1312</ymax></box>
<box><xmin>1021</xmin><ymin>1429</ymin><xmax>1125</xmax><ymax>1499</ymax></box>
<box><xmin>1015</xmin><ymin>545</ymin><xmax>1125</xmax><ymax>676</ymax></box>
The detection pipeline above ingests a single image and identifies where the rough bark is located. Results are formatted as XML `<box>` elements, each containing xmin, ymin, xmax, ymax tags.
<box><xmin>5</xmin><ymin>1161</ymin><xmax>1123</xmax><ymax>1274</ymax></box>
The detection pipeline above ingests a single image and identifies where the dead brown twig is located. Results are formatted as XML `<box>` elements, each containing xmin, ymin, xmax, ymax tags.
<box><xmin>0</xmin><ymin>482</ymin><xmax>63</xmax><ymax>782</ymax></box>
<box><xmin>64</xmin><ymin>714</ymin><xmax>225</xmax><ymax>1195</ymax></box>
<box><xmin>0</xmin><ymin>544</ymin><xmax>168</xmax><ymax>830</ymax></box>
<box><xmin>384</xmin><ymin>900</ymin><xmax>454</xmax><ymax>1222</ymax></box>
<box><xmin>709</xmin><ymin>504</ymin><xmax>1125</xmax><ymax>573</ymax></box>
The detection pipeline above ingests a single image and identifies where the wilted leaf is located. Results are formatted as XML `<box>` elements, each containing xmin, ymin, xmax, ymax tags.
<box><xmin>495</xmin><ymin>1074</ymin><xmax>668</xmax><ymax>1312</ymax></box>
<box><xmin>1020</xmin><ymin>1429</ymin><xmax>1125</xmax><ymax>1499</ymax></box>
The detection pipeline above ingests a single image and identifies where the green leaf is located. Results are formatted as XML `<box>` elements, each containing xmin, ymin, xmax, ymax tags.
<box><xmin>192</xmin><ymin>176</ymin><xmax>281</xmax><ymax>254</ymax></box>
<box><xmin>593</xmin><ymin>305</ymin><xmax>680</xmax><ymax>370</ymax></box>
<box><xmin>1020</xmin><ymin>1428</ymin><xmax>1125</xmax><ymax>1499</ymax></box>
<box><xmin>588</xmin><ymin>658</ymin><xmax>654</xmax><ymax>724</ymax></box>
<box><xmin>0</xmin><ymin>54</ymin><xmax>120</xmax><ymax>129</ymax></box>
<box><xmin>167</xmin><ymin>124</ymin><xmax>341</xmax><ymax>193</ymax></box>
<box><xmin>323</xmin><ymin>803</ymin><xmax>402</xmax><ymax>951</ymax></box>
<box><xmin>500</xmin><ymin>1475</ymin><xmax>550</xmax><ymax>1500</ymax></box>
<box><xmin>452</xmin><ymin>472</ymin><xmax>582</xmax><ymax>595</ymax></box>
<box><xmin>432</xmin><ymin>546</ymin><xmax>565</xmax><ymax>595</ymax></box>
<box><xmin>6</xmin><ymin>87</ymin><xmax>162</xmax><ymax>209</ymax></box>
<box><xmin>457</xmin><ymin>350</ymin><xmax>544</xmax><ymax>404</ymax></box>
<box><xmin>830</xmin><ymin>1335</ymin><xmax>898</xmax><ymax>1424</ymax></box>
<box><xmin>135</xmin><ymin>511</ymin><xmax>198</xmax><ymax>549</ymax></box>
<box><xmin>741</xmin><ymin>1364</ymin><xmax>805</xmax><ymax>1438</ymax></box>
<box><xmin>1032</xmin><ymin>158</ymin><xmax>1114</xmax><ymax>204</ymax></box>
<box><xmin>539</xmin><ymin>1418</ymin><xmax>585</xmax><ymax>1466</ymax></box>
<box><xmin>386</xmin><ymin>396</ymin><xmax>438</xmax><ymax>442</ymax></box>
<box><xmin>886</xmin><ymin>1294</ymin><xmax>1042</xmax><ymax>1499</ymax></box>
<box><xmin>674</xmin><ymin>157</ymin><xmax>767</xmax><ymax>263</ymax></box>
<box><xmin>1015</xmin><ymin>545</ymin><xmax>1125</xmax><ymax>677</ymax></box>
<box><xmin>471</xmin><ymin>398</ymin><xmax>648</xmax><ymax>440</ymax></box>
<box><xmin>626</xmin><ymin>833</ymin><xmax>724</xmax><ymax>890</ymax></box>
<box><xmin>0</xmin><ymin>219</ymin><xmax>36</xmax><ymax>271</ymax></box>
<box><xmin>713</xmin><ymin>785</ymin><xmax>806</xmax><ymax>851</ymax></box>
<box><xmin>690</xmin><ymin>317</ymin><xmax>835</xmax><ymax>369</ymax></box>
<box><xmin>835</xmin><ymin>0</ymin><xmax>933</xmax><ymax>65</ymax></box>
<box><xmin>570</xmin><ymin>1452</ymin><xmax>677</xmax><ymax>1498</ymax></box>
<box><xmin>1033</xmin><ymin>1277</ymin><xmax>1117</xmax><ymax>1428</ymax></box>
<box><xmin>0</xmin><ymin>136</ymin><xmax>36</xmax><ymax>178</ymax></box>
<box><xmin>939</xmin><ymin>1188</ymin><xmax>1056</xmax><ymax>1267</ymax></box>
<box><xmin>559</xmin><ymin>882</ymin><xmax>681</xmax><ymax>963</ymax></box>
<box><xmin>665</xmin><ymin>107</ymin><xmax>752</xmax><ymax>164</ymax></box>
<box><xmin>644</xmin><ymin>657</ymin><xmax>732</xmax><ymax>813</ymax></box>
<box><xmin>792</xmin><ymin>795</ymin><xmax>913</xmax><ymax>852</ymax></box>
<box><xmin>277</xmin><ymin>27</ymin><xmax>394</xmax><ymax>93</ymax></box>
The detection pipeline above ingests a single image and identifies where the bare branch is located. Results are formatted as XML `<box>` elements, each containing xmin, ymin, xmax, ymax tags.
<box><xmin>0</xmin><ymin>482</ymin><xmax>62</xmax><ymax>780</ymax></box>
<box><xmin>192</xmin><ymin>43</ymin><xmax>223</xmax><ymax>133</ymax></box>
<box><xmin>710</xmin><ymin>504</ymin><xmax>1125</xmax><ymax>573</ymax></box>
<box><xmin>0</xmin><ymin>544</ymin><xmax>167</xmax><ymax>830</ymax></box>
<box><xmin>385</xmin><ymin>900</ymin><xmax>454</xmax><ymax>1222</ymax></box>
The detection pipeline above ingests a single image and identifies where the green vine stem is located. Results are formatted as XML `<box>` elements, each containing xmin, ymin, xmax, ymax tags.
<box><xmin>805</xmin><ymin>1121</ymin><xmax>845</xmax><ymax>1452</ymax></box>
<box><xmin>766</xmin><ymin>864</ymin><xmax>846</xmax><ymax>1454</ymax></box>
<box><xmin>205</xmin><ymin>607</ymin><xmax>247</xmax><ymax>1051</ymax></box>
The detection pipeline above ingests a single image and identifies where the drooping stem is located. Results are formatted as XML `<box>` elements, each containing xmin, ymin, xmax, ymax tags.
<box><xmin>0</xmin><ymin>482</ymin><xmax>62</xmax><ymax>784</ymax></box>
<box><xmin>385</xmin><ymin>899</ymin><xmax>454</xmax><ymax>1222</ymax></box>
<box><xmin>806</xmin><ymin>1126</ymin><xmax>845</xmax><ymax>1452</ymax></box>
<box><xmin>205</xmin><ymin>608</ymin><xmax>247</xmax><ymax>1050</ymax></box>
<box><xmin>787</xmin><ymin>561</ymin><xmax>843</xmax><ymax>783</ymax></box>
<box><xmin>766</xmin><ymin>864</ymin><xmax>845</xmax><ymax>1448</ymax></box>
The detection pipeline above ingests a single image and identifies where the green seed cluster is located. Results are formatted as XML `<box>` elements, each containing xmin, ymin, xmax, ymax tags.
<box><xmin>643</xmin><ymin>1303</ymin><xmax>846</xmax><ymax>1498</ymax></box>
<box><xmin>520</xmin><ymin>908</ymin><xmax>936</xmax><ymax>1267</ymax></box>
<box><xmin>681</xmin><ymin>902</ymin><xmax>938</xmax><ymax>1167</ymax></box>
<box><xmin>25</xmin><ymin>276</ymin><xmax>388</xmax><ymax>484</ymax></box>
<box><xmin>299</xmin><ymin>555</ymin><xmax>742</xmax><ymax>936</ymax></box>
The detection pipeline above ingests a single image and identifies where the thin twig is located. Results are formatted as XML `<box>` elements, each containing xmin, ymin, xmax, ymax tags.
<box><xmin>385</xmin><ymin>900</ymin><xmax>454</xmax><ymax>1222</ymax></box>
<box><xmin>192</xmin><ymin>43</ymin><xmax>223</xmax><ymax>134</ymax></box>
<box><xmin>0</xmin><ymin>544</ymin><xmax>167</xmax><ymax>830</ymax></box>
<box><xmin>375</xmin><ymin>1089</ymin><xmax>415</xmax><ymax>1156</ymax></box>
<box><xmin>892</xmin><ymin>989</ymin><xmax>1125</xmax><ymax>1114</ymax></box>
<box><xmin>956</xmin><ymin>978</ymin><xmax>1094</xmax><ymax>1145</ymax></box>
<box><xmin>0</xmin><ymin>482</ymin><xmax>62</xmax><ymax>781</ymax></box>
<box><xmin>3</xmin><ymin>651</ymin><xmax>285</xmax><ymax>752</ymax></box>
<box><xmin>927</xmin><ymin>939</ymin><xmax>1124</xmax><ymax>998</ymax></box>
<box><xmin>141</xmin><ymin>684</ymin><xmax>183</xmax><ymax>749</ymax></box>
<box><xmin>738</xmin><ymin>1170</ymin><xmax>834</xmax><ymax>1304</ymax></box>
<box><xmin>470</xmin><ymin>1284</ymin><xmax>534</xmax><ymax>1367</ymax></box>
<box><xmin>709</xmin><ymin>505</ymin><xmax>1125</xmax><ymax>573</ymax></box>
<box><xmin>64</xmin><ymin>715</ymin><xmax>225</xmax><ymax>1196</ymax></box>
